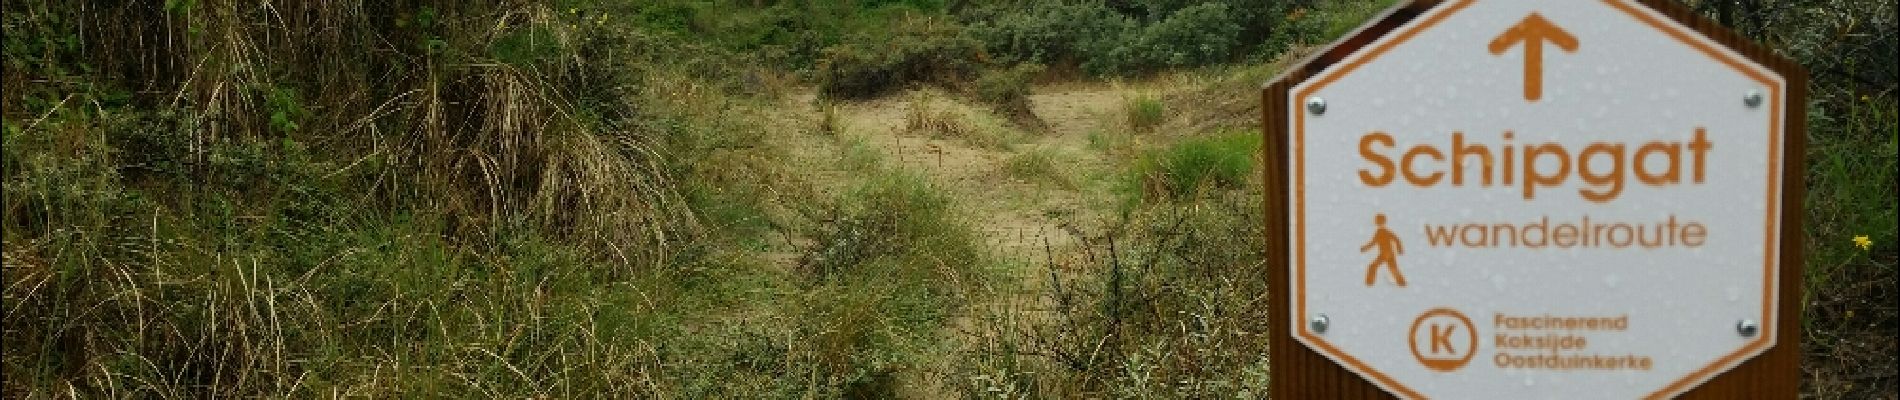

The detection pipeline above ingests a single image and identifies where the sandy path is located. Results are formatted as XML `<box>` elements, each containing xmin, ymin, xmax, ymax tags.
<box><xmin>764</xmin><ymin>85</ymin><xmax>1132</xmax><ymax>397</ymax></box>
<box><xmin>771</xmin><ymin>88</ymin><xmax>1127</xmax><ymax>262</ymax></box>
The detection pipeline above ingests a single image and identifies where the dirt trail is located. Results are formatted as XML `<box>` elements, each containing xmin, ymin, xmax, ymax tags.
<box><xmin>763</xmin><ymin>85</ymin><xmax>1132</xmax><ymax>397</ymax></box>
<box><xmin>771</xmin><ymin>87</ymin><xmax>1127</xmax><ymax>263</ymax></box>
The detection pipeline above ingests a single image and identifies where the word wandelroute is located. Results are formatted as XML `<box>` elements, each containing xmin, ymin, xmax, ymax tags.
<box><xmin>1424</xmin><ymin>215</ymin><xmax>1708</xmax><ymax>249</ymax></box>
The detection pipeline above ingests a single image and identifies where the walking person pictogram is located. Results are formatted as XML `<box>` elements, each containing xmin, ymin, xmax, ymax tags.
<box><xmin>1361</xmin><ymin>213</ymin><xmax>1407</xmax><ymax>287</ymax></box>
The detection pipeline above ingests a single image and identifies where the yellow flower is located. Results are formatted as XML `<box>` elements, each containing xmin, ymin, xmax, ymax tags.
<box><xmin>1853</xmin><ymin>235</ymin><xmax>1872</xmax><ymax>250</ymax></box>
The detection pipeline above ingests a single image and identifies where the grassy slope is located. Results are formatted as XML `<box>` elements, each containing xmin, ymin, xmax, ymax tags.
<box><xmin>3</xmin><ymin>0</ymin><xmax>1892</xmax><ymax>398</ymax></box>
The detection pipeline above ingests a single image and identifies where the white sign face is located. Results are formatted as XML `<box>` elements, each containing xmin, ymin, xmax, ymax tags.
<box><xmin>1287</xmin><ymin>1</ymin><xmax>1785</xmax><ymax>398</ymax></box>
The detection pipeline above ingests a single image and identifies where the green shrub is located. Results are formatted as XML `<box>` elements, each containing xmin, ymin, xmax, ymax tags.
<box><xmin>491</xmin><ymin>23</ymin><xmax>568</xmax><ymax>67</ymax></box>
<box><xmin>1134</xmin><ymin>0</ymin><xmax>1289</xmax><ymax>45</ymax></box>
<box><xmin>973</xmin><ymin>63</ymin><xmax>1046</xmax><ymax>128</ymax></box>
<box><xmin>634</xmin><ymin>2</ymin><xmax>700</xmax><ymax>33</ymax></box>
<box><xmin>802</xmin><ymin>170</ymin><xmax>987</xmax><ymax>287</ymax></box>
<box><xmin>966</xmin><ymin>2</ymin><xmax>1132</xmax><ymax>66</ymax></box>
<box><xmin>1129</xmin><ymin>129</ymin><xmax>1260</xmax><ymax>201</ymax></box>
<box><xmin>259</xmin><ymin>85</ymin><xmax>308</xmax><ymax>133</ymax></box>
<box><xmin>964</xmin><ymin>189</ymin><xmax>1271</xmax><ymax>397</ymax></box>
<box><xmin>840</xmin><ymin>135</ymin><xmax>884</xmax><ymax>172</ymax></box>
<box><xmin>816</xmin><ymin>18</ymin><xmax>983</xmax><ymax>99</ymax></box>
<box><xmin>860</xmin><ymin>0</ymin><xmax>947</xmax><ymax>11</ymax></box>
<box><xmin>1090</xmin><ymin>3</ymin><xmax>1243</xmax><ymax>74</ymax></box>
<box><xmin>968</xmin><ymin>1</ymin><xmax>1278</xmax><ymax>75</ymax></box>
<box><xmin>816</xmin><ymin>44</ymin><xmax>900</xmax><ymax>99</ymax></box>
<box><xmin>1003</xmin><ymin>147</ymin><xmax>1076</xmax><ymax>188</ymax></box>
<box><xmin>974</xmin><ymin>63</ymin><xmax>1042</xmax><ymax>106</ymax></box>
<box><xmin>1124</xmin><ymin>94</ymin><xmax>1165</xmax><ymax>132</ymax></box>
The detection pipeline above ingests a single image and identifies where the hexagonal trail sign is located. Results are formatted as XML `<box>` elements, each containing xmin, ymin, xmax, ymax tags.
<box><xmin>1261</xmin><ymin>0</ymin><xmax>1807</xmax><ymax>398</ymax></box>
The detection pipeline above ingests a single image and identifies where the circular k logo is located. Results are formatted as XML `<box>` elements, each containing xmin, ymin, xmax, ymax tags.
<box><xmin>1410</xmin><ymin>308</ymin><xmax>1478</xmax><ymax>372</ymax></box>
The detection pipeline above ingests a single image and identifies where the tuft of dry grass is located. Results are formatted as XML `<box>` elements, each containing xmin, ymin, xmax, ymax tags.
<box><xmin>904</xmin><ymin>90</ymin><xmax>1013</xmax><ymax>150</ymax></box>
<box><xmin>1002</xmin><ymin>147</ymin><xmax>1077</xmax><ymax>189</ymax></box>
<box><xmin>1</xmin><ymin>2</ymin><xmax>701</xmax><ymax>397</ymax></box>
<box><xmin>906</xmin><ymin>91</ymin><xmax>976</xmax><ymax>138</ymax></box>
<box><xmin>1122</xmin><ymin>93</ymin><xmax>1165</xmax><ymax>133</ymax></box>
<box><xmin>819</xmin><ymin>101</ymin><xmax>843</xmax><ymax>136</ymax></box>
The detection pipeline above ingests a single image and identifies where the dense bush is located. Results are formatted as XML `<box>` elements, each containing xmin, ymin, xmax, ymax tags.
<box><xmin>1090</xmin><ymin>3</ymin><xmax>1243</xmax><ymax>73</ymax></box>
<box><xmin>975</xmin><ymin>63</ymin><xmax>1048</xmax><ymax>128</ymax></box>
<box><xmin>965</xmin><ymin>1</ymin><xmax>1282</xmax><ymax>75</ymax></box>
<box><xmin>625</xmin><ymin>0</ymin><xmax>968</xmax><ymax>72</ymax></box>
<box><xmin>974</xmin><ymin>63</ymin><xmax>1044</xmax><ymax>106</ymax></box>
<box><xmin>1134</xmin><ymin>0</ymin><xmax>1301</xmax><ymax>42</ymax></box>
<box><xmin>816</xmin><ymin>18</ymin><xmax>984</xmax><ymax>99</ymax></box>
<box><xmin>965</xmin><ymin>2</ymin><xmax>1132</xmax><ymax>66</ymax></box>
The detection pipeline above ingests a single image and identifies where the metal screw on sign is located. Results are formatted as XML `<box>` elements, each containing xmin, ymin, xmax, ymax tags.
<box><xmin>1743</xmin><ymin>89</ymin><xmax>1764</xmax><ymax>108</ymax></box>
<box><xmin>1736</xmin><ymin>319</ymin><xmax>1760</xmax><ymax>337</ymax></box>
<box><xmin>1306</xmin><ymin>96</ymin><xmax>1327</xmax><ymax>115</ymax></box>
<box><xmin>1311</xmin><ymin>314</ymin><xmax>1331</xmax><ymax>334</ymax></box>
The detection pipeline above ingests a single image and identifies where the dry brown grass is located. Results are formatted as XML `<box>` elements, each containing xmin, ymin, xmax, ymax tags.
<box><xmin>906</xmin><ymin>91</ymin><xmax>976</xmax><ymax>138</ymax></box>
<box><xmin>5</xmin><ymin>1</ymin><xmax>690</xmax><ymax>267</ymax></box>
<box><xmin>904</xmin><ymin>90</ymin><xmax>1014</xmax><ymax>150</ymax></box>
<box><xmin>2</xmin><ymin>2</ymin><xmax>700</xmax><ymax>397</ymax></box>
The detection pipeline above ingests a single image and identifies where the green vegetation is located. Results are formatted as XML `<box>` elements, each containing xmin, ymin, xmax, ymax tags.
<box><xmin>4</xmin><ymin>0</ymin><xmax>1892</xmax><ymax>398</ymax></box>
<box><xmin>1124</xmin><ymin>93</ymin><xmax>1167</xmax><ymax>132</ymax></box>
<box><xmin>817</xmin><ymin>18</ymin><xmax>983</xmax><ymax>99</ymax></box>
<box><xmin>1798</xmin><ymin>89</ymin><xmax>1898</xmax><ymax>399</ymax></box>
<box><xmin>840</xmin><ymin>135</ymin><xmax>886</xmax><ymax>172</ymax></box>
<box><xmin>963</xmin><ymin>0</ymin><xmax>1319</xmax><ymax>75</ymax></box>
<box><xmin>1671</xmin><ymin>1</ymin><xmax>1900</xmax><ymax>396</ymax></box>
<box><xmin>1126</xmin><ymin>129</ymin><xmax>1260</xmax><ymax>202</ymax></box>
<box><xmin>1003</xmin><ymin>148</ymin><xmax>1077</xmax><ymax>189</ymax></box>
<box><xmin>0</xmin><ymin>0</ymin><xmax>983</xmax><ymax>397</ymax></box>
<box><xmin>793</xmin><ymin>168</ymin><xmax>994</xmax><ymax>397</ymax></box>
<box><xmin>975</xmin><ymin>62</ymin><xmax>1048</xmax><ymax>129</ymax></box>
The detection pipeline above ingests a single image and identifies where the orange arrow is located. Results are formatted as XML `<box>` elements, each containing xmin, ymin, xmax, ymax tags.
<box><xmin>1488</xmin><ymin>13</ymin><xmax>1579</xmax><ymax>102</ymax></box>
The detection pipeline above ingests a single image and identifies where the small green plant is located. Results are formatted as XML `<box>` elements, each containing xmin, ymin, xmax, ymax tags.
<box><xmin>802</xmin><ymin>169</ymin><xmax>990</xmax><ymax>290</ymax></box>
<box><xmin>840</xmin><ymin>135</ymin><xmax>884</xmax><ymax>172</ymax></box>
<box><xmin>1126</xmin><ymin>129</ymin><xmax>1261</xmax><ymax>202</ymax></box>
<box><xmin>491</xmin><ymin>23</ymin><xmax>567</xmax><ymax>66</ymax></box>
<box><xmin>261</xmin><ymin>85</ymin><xmax>306</xmax><ymax>133</ymax></box>
<box><xmin>1124</xmin><ymin>94</ymin><xmax>1165</xmax><ymax>132</ymax></box>
<box><xmin>1003</xmin><ymin>147</ymin><xmax>1076</xmax><ymax>189</ymax></box>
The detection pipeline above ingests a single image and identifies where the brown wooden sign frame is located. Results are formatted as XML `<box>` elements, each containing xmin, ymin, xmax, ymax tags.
<box><xmin>1261</xmin><ymin>0</ymin><xmax>1808</xmax><ymax>398</ymax></box>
